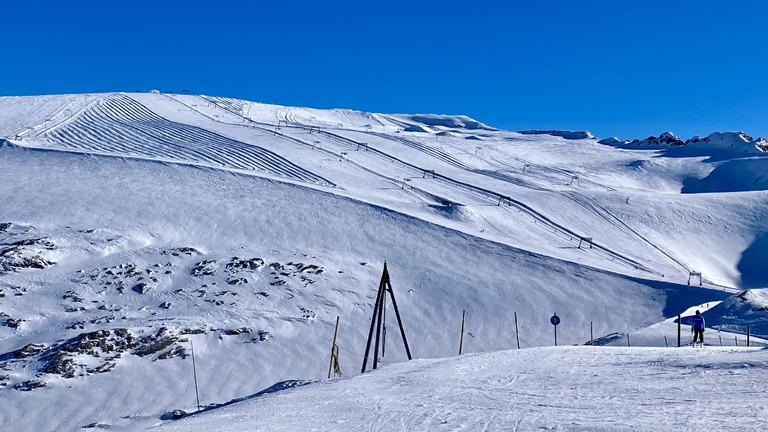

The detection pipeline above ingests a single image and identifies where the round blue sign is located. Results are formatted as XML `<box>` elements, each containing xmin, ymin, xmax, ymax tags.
<box><xmin>550</xmin><ymin>315</ymin><xmax>560</xmax><ymax>326</ymax></box>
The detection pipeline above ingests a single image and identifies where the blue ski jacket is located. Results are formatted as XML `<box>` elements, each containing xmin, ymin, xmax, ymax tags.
<box><xmin>692</xmin><ymin>315</ymin><xmax>705</xmax><ymax>330</ymax></box>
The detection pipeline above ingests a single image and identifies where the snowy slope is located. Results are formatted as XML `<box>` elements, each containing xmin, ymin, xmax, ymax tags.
<box><xmin>0</xmin><ymin>92</ymin><xmax>767</xmax><ymax>431</ymax></box>
<box><xmin>150</xmin><ymin>346</ymin><xmax>768</xmax><ymax>432</ymax></box>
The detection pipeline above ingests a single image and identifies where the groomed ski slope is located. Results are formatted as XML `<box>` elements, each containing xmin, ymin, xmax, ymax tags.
<box><xmin>151</xmin><ymin>346</ymin><xmax>768</xmax><ymax>432</ymax></box>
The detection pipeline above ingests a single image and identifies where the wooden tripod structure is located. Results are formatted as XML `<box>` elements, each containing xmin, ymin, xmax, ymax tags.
<box><xmin>361</xmin><ymin>262</ymin><xmax>412</xmax><ymax>373</ymax></box>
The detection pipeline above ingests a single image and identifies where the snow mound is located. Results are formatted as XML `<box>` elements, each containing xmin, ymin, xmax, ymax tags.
<box><xmin>598</xmin><ymin>137</ymin><xmax>630</xmax><ymax>145</ymax></box>
<box><xmin>519</xmin><ymin>130</ymin><xmax>595</xmax><ymax>140</ymax></box>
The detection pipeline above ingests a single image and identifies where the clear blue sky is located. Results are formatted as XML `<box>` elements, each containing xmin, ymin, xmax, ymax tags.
<box><xmin>3</xmin><ymin>0</ymin><xmax>767</xmax><ymax>140</ymax></box>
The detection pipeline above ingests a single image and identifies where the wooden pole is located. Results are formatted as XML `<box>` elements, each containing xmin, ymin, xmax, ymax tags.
<box><xmin>677</xmin><ymin>314</ymin><xmax>681</xmax><ymax>347</ymax></box>
<box><xmin>747</xmin><ymin>326</ymin><xmax>750</xmax><ymax>347</ymax></box>
<box><xmin>665</xmin><ymin>336</ymin><xmax>669</xmax><ymax>347</ymax></box>
<box><xmin>626</xmin><ymin>333</ymin><xmax>631</xmax><ymax>347</ymax></box>
<box><xmin>590</xmin><ymin>321</ymin><xmax>594</xmax><ymax>346</ymax></box>
<box><xmin>328</xmin><ymin>316</ymin><xmax>340</xmax><ymax>379</ymax></box>
<box><xmin>459</xmin><ymin>310</ymin><xmax>465</xmax><ymax>355</ymax></box>
<box><xmin>514</xmin><ymin>312</ymin><xmax>520</xmax><ymax>349</ymax></box>
<box><xmin>735</xmin><ymin>336</ymin><xmax>738</xmax><ymax>346</ymax></box>
<box><xmin>719</xmin><ymin>335</ymin><xmax>722</xmax><ymax>346</ymax></box>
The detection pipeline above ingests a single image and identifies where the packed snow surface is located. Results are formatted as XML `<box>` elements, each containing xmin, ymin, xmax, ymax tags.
<box><xmin>152</xmin><ymin>346</ymin><xmax>768</xmax><ymax>432</ymax></box>
<box><xmin>0</xmin><ymin>92</ymin><xmax>767</xmax><ymax>431</ymax></box>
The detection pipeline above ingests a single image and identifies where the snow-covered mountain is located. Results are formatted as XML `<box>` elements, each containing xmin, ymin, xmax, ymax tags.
<box><xmin>1</xmin><ymin>92</ymin><xmax>767</xmax><ymax>431</ymax></box>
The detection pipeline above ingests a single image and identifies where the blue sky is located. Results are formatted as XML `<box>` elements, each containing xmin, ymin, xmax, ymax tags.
<box><xmin>2</xmin><ymin>1</ymin><xmax>767</xmax><ymax>140</ymax></box>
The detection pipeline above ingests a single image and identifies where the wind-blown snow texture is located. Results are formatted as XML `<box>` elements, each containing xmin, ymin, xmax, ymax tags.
<box><xmin>0</xmin><ymin>92</ymin><xmax>767</xmax><ymax>431</ymax></box>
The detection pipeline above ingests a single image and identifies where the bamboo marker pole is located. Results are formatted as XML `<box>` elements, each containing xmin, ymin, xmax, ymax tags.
<box><xmin>514</xmin><ymin>312</ymin><xmax>520</xmax><ymax>349</ymax></box>
<box><xmin>747</xmin><ymin>326</ymin><xmax>750</xmax><ymax>347</ymax></box>
<box><xmin>627</xmin><ymin>333</ymin><xmax>631</xmax><ymax>347</ymax></box>
<box><xmin>665</xmin><ymin>336</ymin><xmax>669</xmax><ymax>347</ymax></box>
<box><xmin>459</xmin><ymin>310</ymin><xmax>466</xmax><ymax>355</ymax></box>
<box><xmin>677</xmin><ymin>314</ymin><xmax>681</xmax><ymax>347</ymax></box>
<box><xmin>590</xmin><ymin>321</ymin><xmax>594</xmax><ymax>346</ymax></box>
<box><xmin>328</xmin><ymin>316</ymin><xmax>340</xmax><ymax>379</ymax></box>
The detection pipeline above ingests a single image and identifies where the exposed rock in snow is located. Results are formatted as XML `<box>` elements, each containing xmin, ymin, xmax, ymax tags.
<box><xmin>756</xmin><ymin>137</ymin><xmax>768</xmax><ymax>152</ymax></box>
<box><xmin>519</xmin><ymin>130</ymin><xmax>595</xmax><ymax>140</ymax></box>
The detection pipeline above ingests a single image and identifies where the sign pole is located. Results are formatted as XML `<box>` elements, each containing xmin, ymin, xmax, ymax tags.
<box><xmin>550</xmin><ymin>313</ymin><xmax>560</xmax><ymax>346</ymax></box>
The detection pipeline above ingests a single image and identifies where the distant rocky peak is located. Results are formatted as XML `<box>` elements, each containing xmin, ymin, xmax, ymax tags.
<box><xmin>633</xmin><ymin>132</ymin><xmax>685</xmax><ymax>146</ymax></box>
<box><xmin>602</xmin><ymin>131</ymin><xmax>768</xmax><ymax>153</ymax></box>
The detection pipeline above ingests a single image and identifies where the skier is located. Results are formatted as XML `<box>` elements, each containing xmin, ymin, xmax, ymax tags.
<box><xmin>691</xmin><ymin>310</ymin><xmax>706</xmax><ymax>347</ymax></box>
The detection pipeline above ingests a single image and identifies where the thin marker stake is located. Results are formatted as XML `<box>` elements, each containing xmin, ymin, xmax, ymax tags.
<box><xmin>190</xmin><ymin>340</ymin><xmax>201</xmax><ymax>412</ymax></box>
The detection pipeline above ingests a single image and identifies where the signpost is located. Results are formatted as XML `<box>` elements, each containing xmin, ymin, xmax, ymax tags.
<box><xmin>550</xmin><ymin>313</ymin><xmax>561</xmax><ymax>346</ymax></box>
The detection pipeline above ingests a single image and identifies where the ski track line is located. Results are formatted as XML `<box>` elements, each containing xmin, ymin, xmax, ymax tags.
<box><xmin>39</xmin><ymin>94</ymin><xmax>334</xmax><ymax>187</ymax></box>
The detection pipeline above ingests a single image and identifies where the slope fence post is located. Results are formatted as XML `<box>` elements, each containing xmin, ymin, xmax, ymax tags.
<box><xmin>459</xmin><ymin>310</ymin><xmax>466</xmax><ymax>355</ymax></box>
<box><xmin>190</xmin><ymin>339</ymin><xmax>201</xmax><ymax>412</ymax></box>
<box><xmin>328</xmin><ymin>316</ymin><xmax>340</xmax><ymax>379</ymax></box>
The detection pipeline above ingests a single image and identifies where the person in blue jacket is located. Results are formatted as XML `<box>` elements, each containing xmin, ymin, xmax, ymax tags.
<box><xmin>691</xmin><ymin>310</ymin><xmax>706</xmax><ymax>346</ymax></box>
